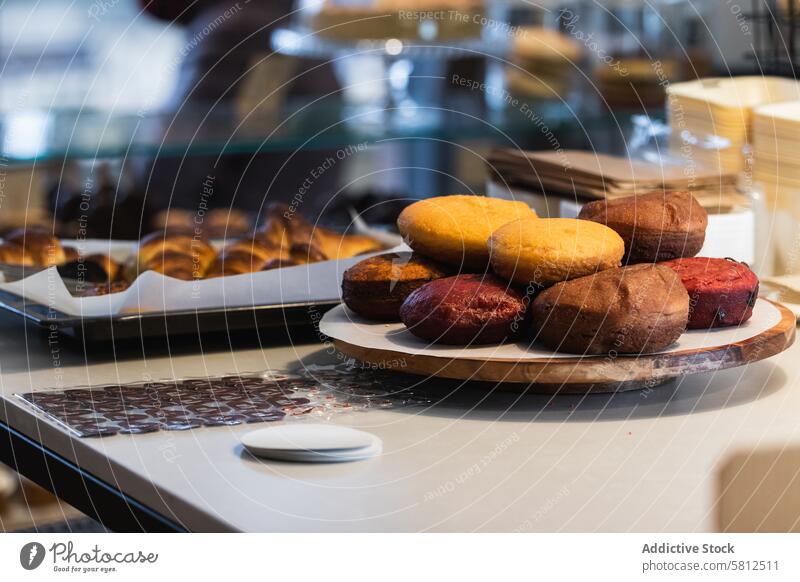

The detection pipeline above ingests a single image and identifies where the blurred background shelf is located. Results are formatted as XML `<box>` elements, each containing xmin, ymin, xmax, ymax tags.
<box><xmin>0</xmin><ymin>99</ymin><xmax>654</xmax><ymax>166</ymax></box>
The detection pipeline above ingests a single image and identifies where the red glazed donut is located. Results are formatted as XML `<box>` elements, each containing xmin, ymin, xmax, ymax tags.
<box><xmin>399</xmin><ymin>274</ymin><xmax>528</xmax><ymax>345</ymax></box>
<box><xmin>661</xmin><ymin>257</ymin><xmax>759</xmax><ymax>329</ymax></box>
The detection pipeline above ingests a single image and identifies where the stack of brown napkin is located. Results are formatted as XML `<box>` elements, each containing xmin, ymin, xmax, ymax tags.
<box><xmin>487</xmin><ymin>149</ymin><xmax>742</xmax><ymax>208</ymax></box>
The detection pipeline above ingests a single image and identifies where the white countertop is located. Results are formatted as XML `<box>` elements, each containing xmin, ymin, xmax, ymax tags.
<box><xmin>1</xmin><ymin>312</ymin><xmax>798</xmax><ymax>532</ymax></box>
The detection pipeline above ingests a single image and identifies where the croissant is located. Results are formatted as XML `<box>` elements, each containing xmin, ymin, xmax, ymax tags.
<box><xmin>131</xmin><ymin>232</ymin><xmax>217</xmax><ymax>280</ymax></box>
<box><xmin>205</xmin><ymin>237</ymin><xmax>287</xmax><ymax>277</ymax></box>
<box><xmin>4</xmin><ymin>229</ymin><xmax>67</xmax><ymax>266</ymax></box>
<box><xmin>0</xmin><ymin>243</ymin><xmax>34</xmax><ymax>266</ymax></box>
<box><xmin>314</xmin><ymin>228</ymin><xmax>385</xmax><ymax>260</ymax></box>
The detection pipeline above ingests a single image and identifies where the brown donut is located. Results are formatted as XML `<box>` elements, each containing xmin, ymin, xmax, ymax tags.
<box><xmin>531</xmin><ymin>264</ymin><xmax>689</xmax><ymax>354</ymax></box>
<box><xmin>399</xmin><ymin>274</ymin><xmax>528</xmax><ymax>345</ymax></box>
<box><xmin>342</xmin><ymin>252</ymin><xmax>451</xmax><ymax>321</ymax></box>
<box><xmin>578</xmin><ymin>191</ymin><xmax>708</xmax><ymax>264</ymax></box>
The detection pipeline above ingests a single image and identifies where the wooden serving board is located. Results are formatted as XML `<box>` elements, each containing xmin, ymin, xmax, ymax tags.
<box><xmin>319</xmin><ymin>300</ymin><xmax>796</xmax><ymax>393</ymax></box>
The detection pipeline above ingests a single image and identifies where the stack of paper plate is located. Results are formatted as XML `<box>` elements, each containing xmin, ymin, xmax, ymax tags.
<box><xmin>666</xmin><ymin>77</ymin><xmax>800</xmax><ymax>173</ymax></box>
<box><xmin>241</xmin><ymin>424</ymin><xmax>382</xmax><ymax>463</ymax></box>
<box><xmin>752</xmin><ymin>100</ymin><xmax>800</xmax><ymax>275</ymax></box>
<box><xmin>753</xmin><ymin>101</ymin><xmax>800</xmax><ymax>189</ymax></box>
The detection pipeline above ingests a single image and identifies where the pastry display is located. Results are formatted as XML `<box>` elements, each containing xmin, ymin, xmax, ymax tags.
<box><xmin>488</xmin><ymin>218</ymin><xmax>624</xmax><ymax>287</ymax></box>
<box><xmin>397</xmin><ymin>195</ymin><xmax>537</xmax><ymax>268</ymax></box>
<box><xmin>578</xmin><ymin>191</ymin><xmax>708</xmax><ymax>264</ymax></box>
<box><xmin>662</xmin><ymin>257</ymin><xmax>759</xmax><ymax>329</ymax></box>
<box><xmin>310</xmin><ymin>0</ymin><xmax>483</xmax><ymax>42</ymax></box>
<box><xmin>531</xmin><ymin>264</ymin><xmax>690</xmax><ymax>355</ymax></box>
<box><xmin>342</xmin><ymin>252</ymin><xmax>451</xmax><ymax>321</ymax></box>
<box><xmin>399</xmin><ymin>274</ymin><xmax>527</xmax><ymax>345</ymax></box>
<box><xmin>0</xmin><ymin>206</ymin><xmax>385</xmax><ymax>297</ymax></box>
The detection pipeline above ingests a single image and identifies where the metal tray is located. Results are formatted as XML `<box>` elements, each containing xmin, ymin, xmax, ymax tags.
<box><xmin>0</xmin><ymin>288</ymin><xmax>338</xmax><ymax>342</ymax></box>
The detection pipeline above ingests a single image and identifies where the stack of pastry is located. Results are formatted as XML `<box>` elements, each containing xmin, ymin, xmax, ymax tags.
<box><xmin>0</xmin><ymin>204</ymin><xmax>385</xmax><ymax>296</ymax></box>
<box><xmin>342</xmin><ymin>192</ymin><xmax>760</xmax><ymax>355</ymax></box>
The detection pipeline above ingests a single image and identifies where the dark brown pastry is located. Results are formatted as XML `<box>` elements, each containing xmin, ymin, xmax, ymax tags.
<box><xmin>578</xmin><ymin>191</ymin><xmax>708</xmax><ymax>264</ymax></box>
<box><xmin>58</xmin><ymin>253</ymin><xmax>121</xmax><ymax>283</ymax></box>
<box><xmin>342</xmin><ymin>252</ymin><xmax>451</xmax><ymax>321</ymax></box>
<box><xmin>661</xmin><ymin>257</ymin><xmax>759</xmax><ymax>329</ymax></box>
<box><xmin>399</xmin><ymin>274</ymin><xmax>528</xmax><ymax>344</ymax></box>
<box><xmin>531</xmin><ymin>264</ymin><xmax>689</xmax><ymax>354</ymax></box>
<box><xmin>4</xmin><ymin>229</ymin><xmax>66</xmax><ymax>266</ymax></box>
<box><xmin>0</xmin><ymin>243</ymin><xmax>34</xmax><ymax>266</ymax></box>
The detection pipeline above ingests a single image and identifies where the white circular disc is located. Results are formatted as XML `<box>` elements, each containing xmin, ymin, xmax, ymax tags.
<box><xmin>241</xmin><ymin>423</ymin><xmax>377</xmax><ymax>454</ymax></box>
<box><xmin>255</xmin><ymin>439</ymin><xmax>383</xmax><ymax>463</ymax></box>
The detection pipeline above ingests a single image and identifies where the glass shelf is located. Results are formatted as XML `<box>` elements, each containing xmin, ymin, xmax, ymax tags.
<box><xmin>0</xmin><ymin>95</ymin><xmax>652</xmax><ymax>166</ymax></box>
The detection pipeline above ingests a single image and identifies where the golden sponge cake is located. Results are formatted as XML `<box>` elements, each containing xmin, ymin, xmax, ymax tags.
<box><xmin>488</xmin><ymin>218</ymin><xmax>624</xmax><ymax>287</ymax></box>
<box><xmin>397</xmin><ymin>195</ymin><xmax>537</xmax><ymax>268</ymax></box>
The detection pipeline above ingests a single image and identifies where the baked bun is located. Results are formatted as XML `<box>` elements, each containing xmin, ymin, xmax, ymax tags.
<box><xmin>4</xmin><ymin>229</ymin><xmax>66</xmax><ymax>266</ymax></box>
<box><xmin>488</xmin><ymin>218</ymin><xmax>624</xmax><ymax>287</ymax></box>
<box><xmin>661</xmin><ymin>257</ymin><xmax>759</xmax><ymax>329</ymax></box>
<box><xmin>0</xmin><ymin>244</ymin><xmax>34</xmax><ymax>266</ymax></box>
<box><xmin>578</xmin><ymin>191</ymin><xmax>708</xmax><ymax>263</ymax></box>
<box><xmin>399</xmin><ymin>274</ymin><xmax>528</xmax><ymax>345</ymax></box>
<box><xmin>531</xmin><ymin>264</ymin><xmax>689</xmax><ymax>354</ymax></box>
<box><xmin>342</xmin><ymin>252</ymin><xmax>451</xmax><ymax>321</ymax></box>
<box><xmin>397</xmin><ymin>195</ymin><xmax>537</xmax><ymax>268</ymax></box>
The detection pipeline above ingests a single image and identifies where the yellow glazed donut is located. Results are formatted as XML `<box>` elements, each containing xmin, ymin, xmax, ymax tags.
<box><xmin>397</xmin><ymin>195</ymin><xmax>537</xmax><ymax>268</ymax></box>
<box><xmin>488</xmin><ymin>218</ymin><xmax>624</xmax><ymax>286</ymax></box>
